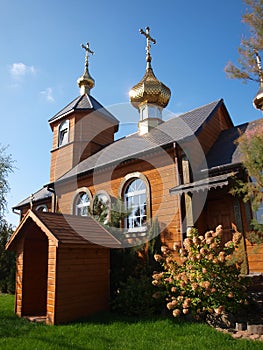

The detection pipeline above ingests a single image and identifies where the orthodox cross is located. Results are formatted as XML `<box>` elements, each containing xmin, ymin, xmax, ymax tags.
<box><xmin>139</xmin><ymin>26</ymin><xmax>156</xmax><ymax>66</ymax></box>
<box><xmin>81</xmin><ymin>42</ymin><xmax>94</xmax><ymax>68</ymax></box>
<box><xmin>254</xmin><ymin>49</ymin><xmax>263</xmax><ymax>83</ymax></box>
<box><xmin>30</xmin><ymin>193</ymin><xmax>34</xmax><ymax>210</ymax></box>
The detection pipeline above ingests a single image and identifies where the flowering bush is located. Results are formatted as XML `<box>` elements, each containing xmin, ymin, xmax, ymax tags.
<box><xmin>152</xmin><ymin>226</ymin><xmax>248</xmax><ymax>320</ymax></box>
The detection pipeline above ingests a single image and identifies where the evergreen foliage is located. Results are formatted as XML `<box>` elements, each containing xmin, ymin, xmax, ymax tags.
<box><xmin>225</xmin><ymin>0</ymin><xmax>263</xmax><ymax>83</ymax></box>
<box><xmin>110</xmin><ymin>220</ymin><xmax>164</xmax><ymax>316</ymax></box>
<box><xmin>231</xmin><ymin>123</ymin><xmax>263</xmax><ymax>243</ymax></box>
<box><xmin>0</xmin><ymin>220</ymin><xmax>15</xmax><ymax>293</ymax></box>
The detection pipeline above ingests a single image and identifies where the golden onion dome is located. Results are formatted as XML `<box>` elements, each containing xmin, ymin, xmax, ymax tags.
<box><xmin>129</xmin><ymin>26</ymin><xmax>171</xmax><ymax>110</ymax></box>
<box><xmin>129</xmin><ymin>66</ymin><xmax>171</xmax><ymax>109</ymax></box>
<box><xmin>253</xmin><ymin>50</ymin><xmax>263</xmax><ymax>111</ymax></box>
<box><xmin>77</xmin><ymin>69</ymin><xmax>95</xmax><ymax>92</ymax></box>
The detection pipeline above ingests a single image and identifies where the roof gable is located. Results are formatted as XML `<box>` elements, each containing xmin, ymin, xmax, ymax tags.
<box><xmin>6</xmin><ymin>210</ymin><xmax>121</xmax><ymax>250</ymax></box>
<box><xmin>48</xmin><ymin>94</ymin><xmax>119</xmax><ymax>127</ymax></box>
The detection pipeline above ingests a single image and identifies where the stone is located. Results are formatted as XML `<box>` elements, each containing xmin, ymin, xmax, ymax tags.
<box><xmin>232</xmin><ymin>332</ymin><xmax>243</xmax><ymax>339</ymax></box>
<box><xmin>236</xmin><ymin>322</ymin><xmax>247</xmax><ymax>331</ymax></box>
<box><xmin>250</xmin><ymin>334</ymin><xmax>260</xmax><ymax>340</ymax></box>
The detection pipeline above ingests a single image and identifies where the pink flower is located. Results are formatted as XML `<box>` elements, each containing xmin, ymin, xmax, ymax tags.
<box><xmin>173</xmin><ymin>309</ymin><xmax>181</xmax><ymax>317</ymax></box>
<box><xmin>161</xmin><ymin>245</ymin><xmax>168</xmax><ymax>253</ymax></box>
<box><xmin>182</xmin><ymin>308</ymin><xmax>189</xmax><ymax>314</ymax></box>
<box><xmin>191</xmin><ymin>283</ymin><xmax>198</xmax><ymax>291</ymax></box>
<box><xmin>206</xmin><ymin>237</ymin><xmax>214</xmax><ymax>245</ymax></box>
<box><xmin>214</xmin><ymin>306</ymin><xmax>224</xmax><ymax>314</ymax></box>
<box><xmin>167</xmin><ymin>302</ymin><xmax>174</xmax><ymax>310</ymax></box>
<box><xmin>200</xmin><ymin>248</ymin><xmax>207</xmax><ymax>255</ymax></box>
<box><xmin>154</xmin><ymin>254</ymin><xmax>164</xmax><ymax>262</ymax></box>
<box><xmin>205</xmin><ymin>231</ymin><xmax>213</xmax><ymax>239</ymax></box>
<box><xmin>152</xmin><ymin>273</ymin><xmax>163</xmax><ymax>280</ymax></box>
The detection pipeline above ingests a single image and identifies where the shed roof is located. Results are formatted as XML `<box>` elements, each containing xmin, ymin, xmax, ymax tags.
<box><xmin>6</xmin><ymin>210</ymin><xmax>121</xmax><ymax>250</ymax></box>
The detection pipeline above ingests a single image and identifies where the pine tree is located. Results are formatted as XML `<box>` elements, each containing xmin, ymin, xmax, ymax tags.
<box><xmin>225</xmin><ymin>0</ymin><xmax>263</xmax><ymax>83</ymax></box>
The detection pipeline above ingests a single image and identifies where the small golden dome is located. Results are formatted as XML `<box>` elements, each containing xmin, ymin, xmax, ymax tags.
<box><xmin>77</xmin><ymin>69</ymin><xmax>95</xmax><ymax>92</ymax></box>
<box><xmin>129</xmin><ymin>67</ymin><xmax>171</xmax><ymax>109</ymax></box>
<box><xmin>253</xmin><ymin>83</ymin><xmax>263</xmax><ymax>110</ymax></box>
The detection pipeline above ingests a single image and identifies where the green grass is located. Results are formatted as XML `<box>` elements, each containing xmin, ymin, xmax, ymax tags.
<box><xmin>0</xmin><ymin>294</ymin><xmax>262</xmax><ymax>350</ymax></box>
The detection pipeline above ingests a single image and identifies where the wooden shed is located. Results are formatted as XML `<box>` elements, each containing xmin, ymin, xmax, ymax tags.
<box><xmin>6</xmin><ymin>210</ymin><xmax>120</xmax><ymax>325</ymax></box>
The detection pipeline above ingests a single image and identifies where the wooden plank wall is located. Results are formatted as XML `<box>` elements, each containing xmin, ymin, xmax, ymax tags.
<box><xmin>54</xmin><ymin>245</ymin><xmax>110</xmax><ymax>324</ymax></box>
<box><xmin>15</xmin><ymin>238</ymin><xmax>24</xmax><ymax>317</ymax></box>
<box><xmin>46</xmin><ymin>240</ymin><xmax>57</xmax><ymax>325</ymax></box>
<box><xmin>246</xmin><ymin>243</ymin><xmax>263</xmax><ymax>273</ymax></box>
<box><xmin>56</xmin><ymin>149</ymin><xmax>182</xmax><ymax>248</ymax></box>
<box><xmin>197</xmin><ymin>105</ymin><xmax>233</xmax><ymax>155</ymax></box>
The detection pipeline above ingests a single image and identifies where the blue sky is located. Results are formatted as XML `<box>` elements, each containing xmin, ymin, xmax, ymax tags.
<box><xmin>1</xmin><ymin>0</ymin><xmax>262</xmax><ymax>226</ymax></box>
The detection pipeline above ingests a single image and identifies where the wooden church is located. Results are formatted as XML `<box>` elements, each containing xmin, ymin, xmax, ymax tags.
<box><xmin>6</xmin><ymin>27</ymin><xmax>263</xmax><ymax>324</ymax></box>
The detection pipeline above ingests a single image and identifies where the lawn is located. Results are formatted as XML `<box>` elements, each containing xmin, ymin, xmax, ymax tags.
<box><xmin>0</xmin><ymin>294</ymin><xmax>262</xmax><ymax>350</ymax></box>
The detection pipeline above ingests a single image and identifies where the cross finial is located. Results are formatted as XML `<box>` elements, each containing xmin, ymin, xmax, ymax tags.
<box><xmin>81</xmin><ymin>42</ymin><xmax>94</xmax><ymax>69</ymax></box>
<box><xmin>139</xmin><ymin>26</ymin><xmax>156</xmax><ymax>68</ymax></box>
<box><xmin>30</xmin><ymin>193</ymin><xmax>34</xmax><ymax>210</ymax></box>
<box><xmin>254</xmin><ymin>49</ymin><xmax>263</xmax><ymax>84</ymax></box>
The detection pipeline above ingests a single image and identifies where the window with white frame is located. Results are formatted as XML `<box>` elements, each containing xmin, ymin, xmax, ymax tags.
<box><xmin>74</xmin><ymin>191</ymin><xmax>91</xmax><ymax>216</ymax></box>
<box><xmin>58</xmin><ymin>119</ymin><xmax>69</xmax><ymax>147</ymax></box>
<box><xmin>124</xmin><ymin>178</ymin><xmax>147</xmax><ymax>231</ymax></box>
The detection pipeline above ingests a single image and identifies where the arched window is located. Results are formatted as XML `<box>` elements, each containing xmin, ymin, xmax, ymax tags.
<box><xmin>92</xmin><ymin>191</ymin><xmax>110</xmax><ymax>225</ymax></box>
<box><xmin>36</xmin><ymin>204</ymin><xmax>48</xmax><ymax>212</ymax></box>
<box><xmin>74</xmin><ymin>191</ymin><xmax>91</xmax><ymax>216</ymax></box>
<box><xmin>124</xmin><ymin>178</ymin><xmax>147</xmax><ymax>231</ymax></box>
<box><xmin>58</xmin><ymin>120</ymin><xmax>69</xmax><ymax>147</ymax></box>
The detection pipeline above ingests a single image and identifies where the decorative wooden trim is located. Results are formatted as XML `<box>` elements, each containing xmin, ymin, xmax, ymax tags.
<box><xmin>71</xmin><ymin>187</ymin><xmax>93</xmax><ymax>215</ymax></box>
<box><xmin>118</xmin><ymin>172</ymin><xmax>151</xmax><ymax>230</ymax></box>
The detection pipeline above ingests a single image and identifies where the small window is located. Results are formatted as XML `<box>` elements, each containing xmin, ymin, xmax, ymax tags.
<box><xmin>58</xmin><ymin>120</ymin><xmax>69</xmax><ymax>147</ymax></box>
<box><xmin>75</xmin><ymin>192</ymin><xmax>91</xmax><ymax>216</ymax></box>
<box><xmin>124</xmin><ymin>178</ymin><xmax>147</xmax><ymax>231</ymax></box>
<box><xmin>36</xmin><ymin>204</ymin><xmax>48</xmax><ymax>212</ymax></box>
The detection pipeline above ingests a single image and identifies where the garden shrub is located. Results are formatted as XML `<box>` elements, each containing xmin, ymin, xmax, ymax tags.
<box><xmin>0</xmin><ymin>220</ymin><xmax>15</xmax><ymax>294</ymax></box>
<box><xmin>111</xmin><ymin>220</ymin><xmax>164</xmax><ymax>316</ymax></box>
<box><xmin>152</xmin><ymin>226</ymin><xmax>248</xmax><ymax>320</ymax></box>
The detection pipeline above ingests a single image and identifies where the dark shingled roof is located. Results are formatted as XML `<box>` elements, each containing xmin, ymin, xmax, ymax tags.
<box><xmin>13</xmin><ymin>187</ymin><xmax>52</xmax><ymax>210</ymax></box>
<box><xmin>205</xmin><ymin>123</ymin><xmax>248</xmax><ymax>170</ymax></box>
<box><xmin>56</xmin><ymin>99</ymin><xmax>224</xmax><ymax>183</ymax></box>
<box><xmin>48</xmin><ymin>93</ymin><xmax>119</xmax><ymax>126</ymax></box>
<box><xmin>205</xmin><ymin>119</ymin><xmax>263</xmax><ymax>170</ymax></box>
<box><xmin>6</xmin><ymin>210</ymin><xmax>121</xmax><ymax>249</ymax></box>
